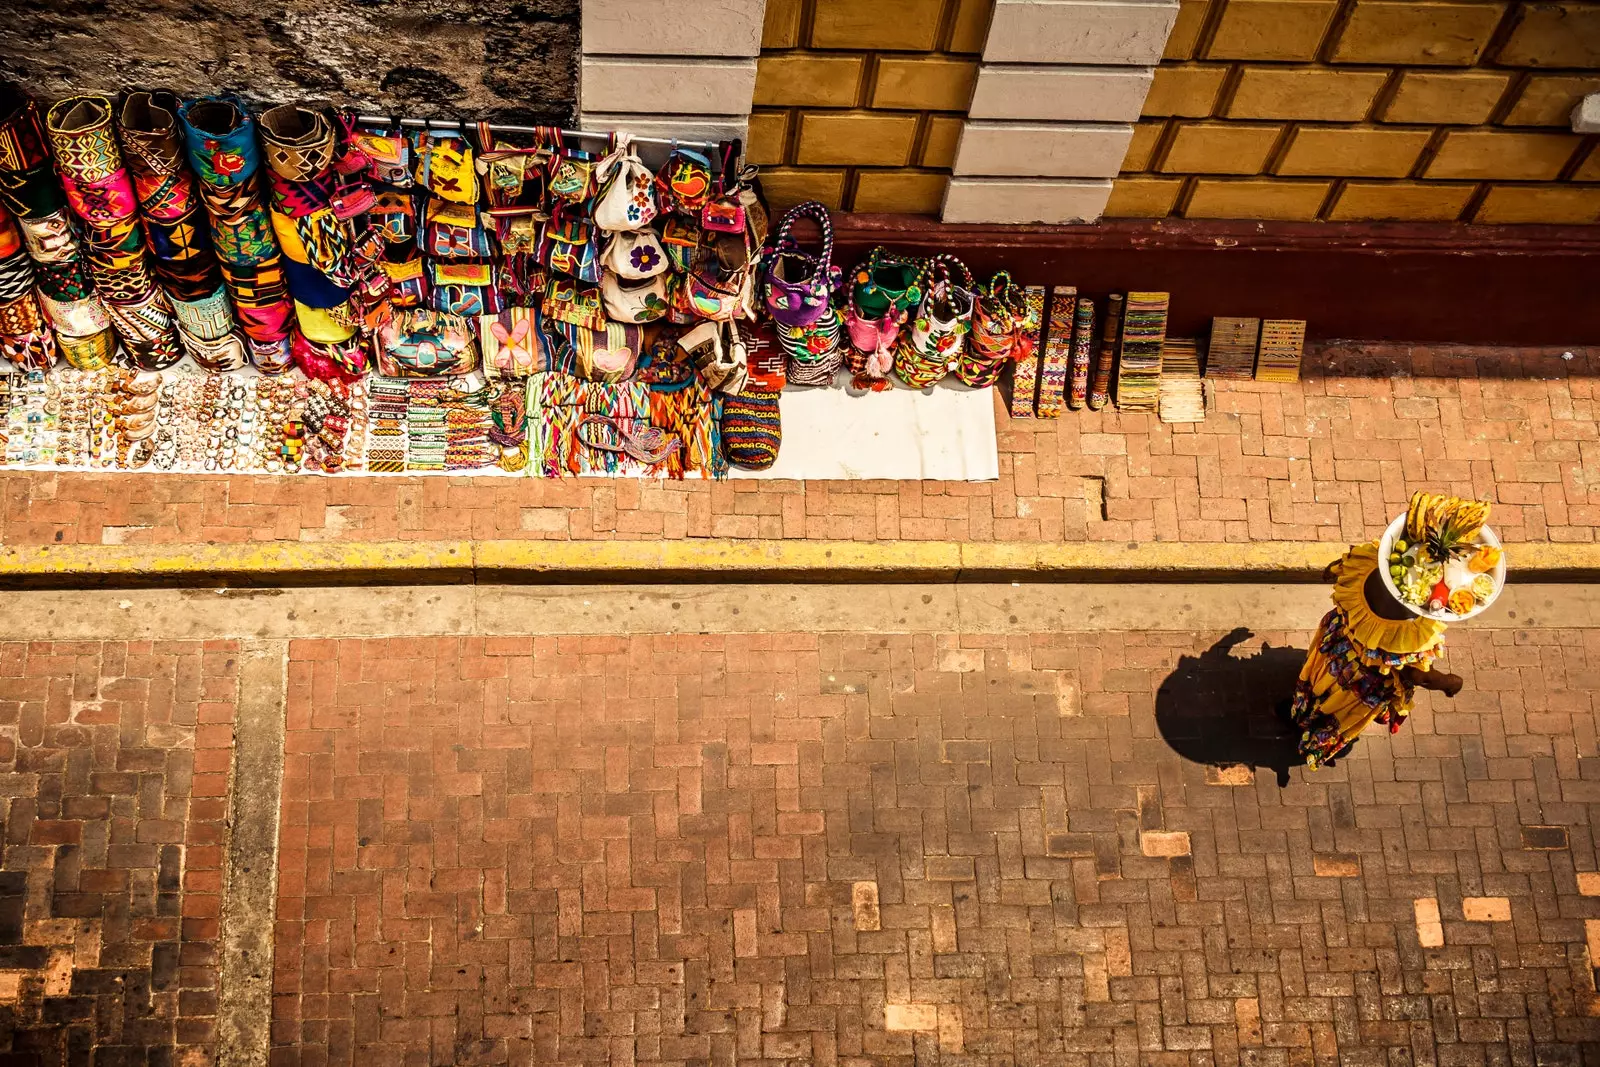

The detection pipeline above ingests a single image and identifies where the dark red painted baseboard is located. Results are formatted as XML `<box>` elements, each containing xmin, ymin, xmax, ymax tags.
<box><xmin>826</xmin><ymin>216</ymin><xmax>1600</xmax><ymax>346</ymax></box>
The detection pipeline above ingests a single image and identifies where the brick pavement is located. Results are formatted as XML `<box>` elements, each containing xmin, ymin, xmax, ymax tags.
<box><xmin>270</xmin><ymin>625</ymin><xmax>1600</xmax><ymax>1066</ymax></box>
<box><xmin>0</xmin><ymin>639</ymin><xmax>237</xmax><ymax>1065</ymax></box>
<box><xmin>1</xmin><ymin>343</ymin><xmax>1595</xmax><ymax>549</ymax></box>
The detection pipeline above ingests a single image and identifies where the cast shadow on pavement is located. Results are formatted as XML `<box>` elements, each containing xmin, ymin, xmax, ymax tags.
<box><xmin>1155</xmin><ymin>627</ymin><xmax>1305</xmax><ymax>787</ymax></box>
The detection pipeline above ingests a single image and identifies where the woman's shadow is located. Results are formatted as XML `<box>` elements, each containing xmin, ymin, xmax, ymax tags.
<box><xmin>1155</xmin><ymin>627</ymin><xmax>1305</xmax><ymax>787</ymax></box>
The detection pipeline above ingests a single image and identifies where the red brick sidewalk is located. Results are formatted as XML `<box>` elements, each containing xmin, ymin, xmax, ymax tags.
<box><xmin>3</xmin><ymin>622</ymin><xmax>1599</xmax><ymax>1062</ymax></box>
<box><xmin>274</xmin><ymin>626</ymin><xmax>1600</xmax><ymax>1063</ymax></box>
<box><xmin>1</xmin><ymin>344</ymin><xmax>1594</xmax><ymax>549</ymax></box>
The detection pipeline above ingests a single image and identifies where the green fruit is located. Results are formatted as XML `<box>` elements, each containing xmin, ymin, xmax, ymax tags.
<box><xmin>1396</xmin><ymin>539</ymin><xmax>1408</xmax><ymax>551</ymax></box>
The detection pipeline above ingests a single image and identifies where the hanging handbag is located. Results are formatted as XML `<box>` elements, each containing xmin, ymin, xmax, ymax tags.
<box><xmin>383</xmin><ymin>257</ymin><xmax>428</xmax><ymax>308</ymax></box>
<box><xmin>375</xmin><ymin>307</ymin><xmax>478</xmax><ymax>377</ymax></box>
<box><xmin>740</xmin><ymin>317</ymin><xmax>785</xmax><ymax>391</ymax></box>
<box><xmin>657</xmin><ymin>146</ymin><xmax>714</xmax><ymax>216</ymax></box>
<box><xmin>415</xmin><ymin>130</ymin><xmax>477</xmax><ymax>204</ymax></box>
<box><xmin>602</xmin><ymin>228</ymin><xmax>668</xmax><ymax>279</ymax></box>
<box><xmin>593</xmin><ymin>135</ymin><xmax>659</xmax><ymax>232</ymax></box>
<box><xmin>687</xmin><ymin>245</ymin><xmax>747</xmax><ymax>323</ymax></box>
<box><xmin>763</xmin><ymin>200</ymin><xmax>839</xmax><ymax>329</ymax></box>
<box><xmin>424</xmin><ymin>199</ymin><xmax>492</xmax><ymax>259</ymax></box>
<box><xmin>700</xmin><ymin>141</ymin><xmax>746</xmax><ymax>234</ymax></box>
<box><xmin>538</xmin><ymin>206</ymin><xmax>601</xmax><ymax>283</ymax></box>
<box><xmin>659</xmin><ymin>216</ymin><xmax>702</xmax><ymax>274</ymax></box>
<box><xmin>546</xmin><ymin>317</ymin><xmax>644</xmax><ymax>383</ymax></box>
<box><xmin>477</xmin><ymin>307</ymin><xmax>540</xmax><ymax>378</ymax></box>
<box><xmin>428</xmin><ymin>261</ymin><xmax>502</xmax><ymax>316</ymax></box>
<box><xmin>602</xmin><ymin>270</ymin><xmax>673</xmax><ymax>323</ymax></box>
<box><xmin>547</xmin><ymin>131</ymin><xmax>597</xmax><ymax>205</ymax></box>
<box><xmin>354</xmin><ymin>130</ymin><xmax>412</xmax><ymax>187</ymax></box>
<box><xmin>541</xmin><ymin>275</ymin><xmax>606</xmax><ymax>330</ymax></box>
<box><xmin>679</xmin><ymin>319</ymin><xmax>746</xmax><ymax>394</ymax></box>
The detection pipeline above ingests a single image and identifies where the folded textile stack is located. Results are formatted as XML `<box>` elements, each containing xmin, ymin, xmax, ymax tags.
<box><xmin>1115</xmin><ymin>291</ymin><xmax>1168</xmax><ymax>414</ymax></box>
<box><xmin>0</xmin><ymin>84</ymin><xmax>113</xmax><ymax>370</ymax></box>
<box><xmin>178</xmin><ymin>94</ymin><xmax>295</xmax><ymax>373</ymax></box>
<box><xmin>45</xmin><ymin>93</ymin><xmax>183</xmax><ymax>370</ymax></box>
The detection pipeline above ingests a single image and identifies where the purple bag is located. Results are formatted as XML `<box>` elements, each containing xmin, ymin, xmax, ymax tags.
<box><xmin>762</xmin><ymin>200</ymin><xmax>840</xmax><ymax>330</ymax></box>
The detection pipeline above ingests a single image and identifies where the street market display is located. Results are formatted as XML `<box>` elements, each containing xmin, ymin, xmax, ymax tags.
<box><xmin>0</xmin><ymin>83</ymin><xmax>1317</xmax><ymax>480</ymax></box>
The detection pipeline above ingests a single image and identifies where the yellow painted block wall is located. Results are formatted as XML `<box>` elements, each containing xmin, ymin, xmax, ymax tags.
<box><xmin>751</xmin><ymin>0</ymin><xmax>994</xmax><ymax>214</ymax></box>
<box><xmin>1109</xmin><ymin>0</ymin><xmax>1600</xmax><ymax>223</ymax></box>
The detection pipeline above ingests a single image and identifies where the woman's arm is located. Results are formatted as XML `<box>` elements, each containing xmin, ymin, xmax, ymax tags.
<box><xmin>1400</xmin><ymin>664</ymin><xmax>1464</xmax><ymax>697</ymax></box>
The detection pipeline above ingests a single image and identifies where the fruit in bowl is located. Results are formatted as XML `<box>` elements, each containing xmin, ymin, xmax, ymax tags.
<box><xmin>1384</xmin><ymin>492</ymin><xmax>1504</xmax><ymax>620</ymax></box>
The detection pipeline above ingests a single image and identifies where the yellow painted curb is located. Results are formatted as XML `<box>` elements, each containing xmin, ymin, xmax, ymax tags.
<box><xmin>0</xmin><ymin>538</ymin><xmax>1592</xmax><ymax>585</ymax></box>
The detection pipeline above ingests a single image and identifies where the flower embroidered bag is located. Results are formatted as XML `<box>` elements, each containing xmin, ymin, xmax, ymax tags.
<box><xmin>602</xmin><ymin>228</ymin><xmax>668</xmax><ymax>279</ymax></box>
<box><xmin>593</xmin><ymin>135</ymin><xmax>657</xmax><ymax>232</ymax></box>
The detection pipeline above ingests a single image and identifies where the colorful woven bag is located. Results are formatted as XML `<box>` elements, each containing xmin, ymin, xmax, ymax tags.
<box><xmin>720</xmin><ymin>384</ymin><xmax>781</xmax><ymax>471</ymax></box>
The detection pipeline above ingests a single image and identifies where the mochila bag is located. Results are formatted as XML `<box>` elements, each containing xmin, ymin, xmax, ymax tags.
<box><xmin>700</xmin><ymin>141</ymin><xmax>745</xmax><ymax>234</ymax></box>
<box><xmin>720</xmin><ymin>380</ymin><xmax>781</xmax><ymax>471</ymax></box>
<box><xmin>602</xmin><ymin>270</ymin><xmax>672</xmax><ymax>324</ymax></box>
<box><xmin>763</xmin><ymin>200</ymin><xmax>839</xmax><ymax>329</ymax></box>
<box><xmin>593</xmin><ymin>135</ymin><xmax>658</xmax><ymax>232</ymax></box>
<box><xmin>845</xmin><ymin>247</ymin><xmax>929</xmax><ymax>388</ymax></box>
<box><xmin>375</xmin><ymin>307</ymin><xmax>478</xmax><ymax>377</ymax></box>
<box><xmin>960</xmin><ymin>270</ymin><xmax>1026</xmax><ymax>387</ymax></box>
<box><xmin>602</xmin><ymin>227</ymin><xmax>668</xmax><ymax>279</ymax></box>
<box><xmin>538</xmin><ymin>206</ymin><xmax>601</xmax><ymax>283</ymax></box>
<box><xmin>657</xmin><ymin>146</ymin><xmax>714</xmax><ymax>215</ymax></box>
<box><xmin>424</xmin><ymin>198</ymin><xmax>492</xmax><ymax>259</ymax></box>
<box><xmin>897</xmin><ymin>255</ymin><xmax>975</xmax><ymax>389</ymax></box>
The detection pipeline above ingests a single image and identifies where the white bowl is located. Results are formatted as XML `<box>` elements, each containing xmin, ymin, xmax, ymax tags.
<box><xmin>1377</xmin><ymin>513</ymin><xmax>1506</xmax><ymax>622</ymax></box>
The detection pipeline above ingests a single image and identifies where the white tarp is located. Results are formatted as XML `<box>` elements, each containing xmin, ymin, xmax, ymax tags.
<box><xmin>732</xmin><ymin>382</ymin><xmax>1000</xmax><ymax>482</ymax></box>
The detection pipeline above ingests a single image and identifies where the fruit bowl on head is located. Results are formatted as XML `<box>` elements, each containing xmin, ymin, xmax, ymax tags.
<box><xmin>1377</xmin><ymin>514</ymin><xmax>1506</xmax><ymax>622</ymax></box>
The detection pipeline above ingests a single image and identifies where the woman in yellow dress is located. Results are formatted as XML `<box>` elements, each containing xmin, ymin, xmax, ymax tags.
<box><xmin>1290</xmin><ymin>542</ymin><xmax>1464</xmax><ymax>769</ymax></box>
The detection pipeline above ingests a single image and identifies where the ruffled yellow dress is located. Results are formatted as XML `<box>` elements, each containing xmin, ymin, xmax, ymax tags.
<box><xmin>1290</xmin><ymin>542</ymin><xmax>1447</xmax><ymax>768</ymax></box>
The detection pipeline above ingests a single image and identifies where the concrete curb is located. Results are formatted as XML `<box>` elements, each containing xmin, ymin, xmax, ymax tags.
<box><xmin>0</xmin><ymin>538</ymin><xmax>1595</xmax><ymax>586</ymax></box>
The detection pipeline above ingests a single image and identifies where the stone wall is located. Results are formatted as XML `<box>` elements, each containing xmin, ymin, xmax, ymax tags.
<box><xmin>1109</xmin><ymin>0</ymin><xmax>1600</xmax><ymax>223</ymax></box>
<box><xmin>0</xmin><ymin>0</ymin><xmax>580</xmax><ymax>124</ymax></box>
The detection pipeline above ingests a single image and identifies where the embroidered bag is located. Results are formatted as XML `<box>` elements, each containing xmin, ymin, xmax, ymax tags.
<box><xmin>602</xmin><ymin>228</ymin><xmax>668</xmax><ymax>279</ymax></box>
<box><xmin>354</xmin><ymin>130</ymin><xmax>412</xmax><ymax>187</ymax></box>
<box><xmin>547</xmin><ymin>132</ymin><xmax>596</xmax><ymax>205</ymax></box>
<box><xmin>477</xmin><ymin>307</ymin><xmax>540</xmax><ymax>378</ymax></box>
<box><xmin>602</xmin><ymin>270</ymin><xmax>673</xmax><ymax>323</ymax></box>
<box><xmin>541</xmin><ymin>275</ymin><xmax>606</xmax><ymax>330</ymax></box>
<box><xmin>700</xmin><ymin>141</ymin><xmax>746</xmax><ymax>233</ymax></box>
<box><xmin>416</xmin><ymin>131</ymin><xmax>477</xmax><ymax>204</ymax></box>
<box><xmin>428</xmin><ymin>261</ymin><xmax>502</xmax><ymax>316</ymax></box>
<box><xmin>687</xmin><ymin>244</ymin><xmax>748</xmax><ymax>323</ymax></box>
<box><xmin>538</xmin><ymin>206</ymin><xmax>601</xmax><ymax>283</ymax></box>
<box><xmin>660</xmin><ymin>215</ymin><xmax>702</xmax><ymax>274</ymax></box>
<box><xmin>375</xmin><ymin>307</ymin><xmax>478</xmax><ymax>377</ymax></box>
<box><xmin>424</xmin><ymin>198</ymin><xmax>491</xmax><ymax>259</ymax></box>
<box><xmin>657</xmin><ymin>146</ymin><xmax>714</xmax><ymax>215</ymax></box>
<box><xmin>763</xmin><ymin>200</ymin><xmax>839</xmax><ymax>329</ymax></box>
<box><xmin>593</xmin><ymin>135</ymin><xmax>658</xmax><ymax>232</ymax></box>
<box><xmin>383</xmin><ymin>257</ymin><xmax>428</xmax><ymax>308</ymax></box>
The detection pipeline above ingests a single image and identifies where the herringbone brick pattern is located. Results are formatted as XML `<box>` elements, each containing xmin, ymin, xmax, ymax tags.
<box><xmin>0</xmin><ymin>640</ymin><xmax>237</xmax><ymax>1065</ymax></box>
<box><xmin>273</xmin><ymin>626</ymin><xmax>1600</xmax><ymax>1065</ymax></box>
<box><xmin>1</xmin><ymin>344</ymin><xmax>1594</xmax><ymax>548</ymax></box>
